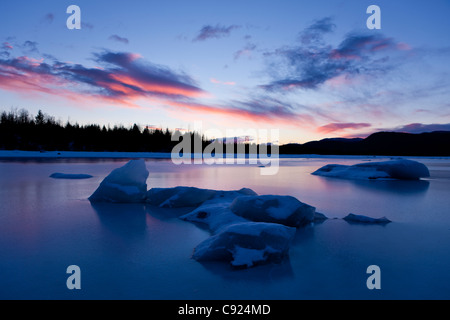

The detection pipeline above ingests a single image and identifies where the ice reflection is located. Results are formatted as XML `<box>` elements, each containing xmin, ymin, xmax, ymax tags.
<box><xmin>198</xmin><ymin>258</ymin><xmax>294</xmax><ymax>282</ymax></box>
<box><xmin>91</xmin><ymin>202</ymin><xmax>148</xmax><ymax>239</ymax></box>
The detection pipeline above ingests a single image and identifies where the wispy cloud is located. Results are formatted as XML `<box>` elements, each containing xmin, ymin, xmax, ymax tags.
<box><xmin>193</xmin><ymin>24</ymin><xmax>240</xmax><ymax>41</ymax></box>
<box><xmin>0</xmin><ymin>49</ymin><xmax>308</xmax><ymax>126</ymax></box>
<box><xmin>262</xmin><ymin>17</ymin><xmax>411</xmax><ymax>92</ymax></box>
<box><xmin>0</xmin><ymin>50</ymin><xmax>205</xmax><ymax>108</ymax></box>
<box><xmin>2</xmin><ymin>42</ymin><xmax>13</xmax><ymax>50</ymax></box>
<box><xmin>299</xmin><ymin>16</ymin><xmax>335</xmax><ymax>45</ymax></box>
<box><xmin>210</xmin><ymin>78</ymin><xmax>235</xmax><ymax>86</ymax></box>
<box><xmin>21</xmin><ymin>41</ymin><xmax>39</xmax><ymax>54</ymax></box>
<box><xmin>234</xmin><ymin>42</ymin><xmax>256</xmax><ymax>60</ymax></box>
<box><xmin>81</xmin><ymin>22</ymin><xmax>94</xmax><ymax>30</ymax></box>
<box><xmin>108</xmin><ymin>35</ymin><xmax>129</xmax><ymax>45</ymax></box>
<box><xmin>318</xmin><ymin>122</ymin><xmax>372</xmax><ymax>134</ymax></box>
<box><xmin>383</xmin><ymin>123</ymin><xmax>450</xmax><ymax>134</ymax></box>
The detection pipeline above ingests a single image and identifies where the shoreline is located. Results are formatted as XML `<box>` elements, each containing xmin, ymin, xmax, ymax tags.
<box><xmin>1</xmin><ymin>150</ymin><xmax>450</xmax><ymax>160</ymax></box>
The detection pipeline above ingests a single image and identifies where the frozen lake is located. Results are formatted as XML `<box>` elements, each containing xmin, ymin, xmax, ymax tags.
<box><xmin>0</xmin><ymin>156</ymin><xmax>449</xmax><ymax>299</ymax></box>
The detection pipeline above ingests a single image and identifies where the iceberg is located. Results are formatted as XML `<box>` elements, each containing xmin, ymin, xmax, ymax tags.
<box><xmin>50</xmin><ymin>173</ymin><xmax>93</xmax><ymax>179</ymax></box>
<box><xmin>230</xmin><ymin>195</ymin><xmax>315</xmax><ymax>227</ymax></box>
<box><xmin>88</xmin><ymin>159</ymin><xmax>149</xmax><ymax>203</ymax></box>
<box><xmin>312</xmin><ymin>159</ymin><xmax>430</xmax><ymax>180</ymax></box>
<box><xmin>192</xmin><ymin>222</ymin><xmax>296</xmax><ymax>268</ymax></box>
<box><xmin>343</xmin><ymin>213</ymin><xmax>391</xmax><ymax>224</ymax></box>
<box><xmin>179</xmin><ymin>188</ymin><xmax>257</xmax><ymax>233</ymax></box>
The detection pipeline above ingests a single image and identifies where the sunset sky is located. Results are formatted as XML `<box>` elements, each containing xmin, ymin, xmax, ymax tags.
<box><xmin>1</xmin><ymin>0</ymin><xmax>450</xmax><ymax>144</ymax></box>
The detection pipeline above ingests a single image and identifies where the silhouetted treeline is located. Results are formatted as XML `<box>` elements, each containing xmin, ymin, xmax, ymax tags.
<box><xmin>0</xmin><ymin>108</ymin><xmax>203</xmax><ymax>152</ymax></box>
<box><xmin>0</xmin><ymin>108</ymin><xmax>271</xmax><ymax>154</ymax></box>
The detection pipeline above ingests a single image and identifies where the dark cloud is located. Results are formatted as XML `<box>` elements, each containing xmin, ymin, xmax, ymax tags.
<box><xmin>299</xmin><ymin>17</ymin><xmax>336</xmax><ymax>45</ymax></box>
<box><xmin>81</xmin><ymin>22</ymin><xmax>94</xmax><ymax>30</ymax></box>
<box><xmin>22</xmin><ymin>41</ymin><xmax>39</xmax><ymax>53</ymax></box>
<box><xmin>193</xmin><ymin>24</ymin><xmax>240</xmax><ymax>41</ymax></box>
<box><xmin>262</xmin><ymin>18</ymin><xmax>408</xmax><ymax>92</ymax></box>
<box><xmin>330</xmin><ymin>34</ymin><xmax>396</xmax><ymax>60</ymax></box>
<box><xmin>231</xmin><ymin>97</ymin><xmax>299</xmax><ymax>119</ymax></box>
<box><xmin>108</xmin><ymin>35</ymin><xmax>129</xmax><ymax>45</ymax></box>
<box><xmin>43</xmin><ymin>13</ymin><xmax>54</xmax><ymax>24</ymax></box>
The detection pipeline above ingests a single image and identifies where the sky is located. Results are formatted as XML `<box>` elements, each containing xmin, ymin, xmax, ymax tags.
<box><xmin>1</xmin><ymin>0</ymin><xmax>450</xmax><ymax>144</ymax></box>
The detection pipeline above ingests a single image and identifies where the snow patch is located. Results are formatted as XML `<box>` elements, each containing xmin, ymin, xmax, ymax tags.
<box><xmin>230</xmin><ymin>195</ymin><xmax>315</xmax><ymax>227</ymax></box>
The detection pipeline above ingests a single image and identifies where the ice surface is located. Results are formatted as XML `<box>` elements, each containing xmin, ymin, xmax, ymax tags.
<box><xmin>179</xmin><ymin>189</ymin><xmax>257</xmax><ymax>233</ymax></box>
<box><xmin>343</xmin><ymin>213</ymin><xmax>391</xmax><ymax>224</ymax></box>
<box><xmin>230</xmin><ymin>195</ymin><xmax>315</xmax><ymax>227</ymax></box>
<box><xmin>49</xmin><ymin>173</ymin><xmax>93</xmax><ymax>179</ymax></box>
<box><xmin>312</xmin><ymin>159</ymin><xmax>430</xmax><ymax>180</ymax></box>
<box><xmin>88</xmin><ymin>159</ymin><xmax>149</xmax><ymax>203</ymax></box>
<box><xmin>192</xmin><ymin>222</ymin><xmax>296</xmax><ymax>268</ymax></box>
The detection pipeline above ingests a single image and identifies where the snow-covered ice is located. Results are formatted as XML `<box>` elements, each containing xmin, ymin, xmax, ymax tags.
<box><xmin>312</xmin><ymin>159</ymin><xmax>430</xmax><ymax>180</ymax></box>
<box><xmin>49</xmin><ymin>173</ymin><xmax>93</xmax><ymax>179</ymax></box>
<box><xmin>146</xmin><ymin>186</ymin><xmax>217</xmax><ymax>208</ymax></box>
<box><xmin>89</xmin><ymin>159</ymin><xmax>149</xmax><ymax>203</ymax></box>
<box><xmin>343</xmin><ymin>213</ymin><xmax>391</xmax><ymax>224</ymax></box>
<box><xmin>230</xmin><ymin>195</ymin><xmax>315</xmax><ymax>227</ymax></box>
<box><xmin>179</xmin><ymin>188</ymin><xmax>256</xmax><ymax>233</ymax></box>
<box><xmin>192</xmin><ymin>222</ymin><xmax>296</xmax><ymax>268</ymax></box>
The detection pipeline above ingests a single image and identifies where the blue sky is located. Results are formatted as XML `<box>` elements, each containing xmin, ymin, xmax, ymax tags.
<box><xmin>1</xmin><ymin>0</ymin><xmax>450</xmax><ymax>143</ymax></box>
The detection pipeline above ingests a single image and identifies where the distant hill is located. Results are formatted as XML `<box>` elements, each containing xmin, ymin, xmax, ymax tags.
<box><xmin>279</xmin><ymin>131</ymin><xmax>450</xmax><ymax>156</ymax></box>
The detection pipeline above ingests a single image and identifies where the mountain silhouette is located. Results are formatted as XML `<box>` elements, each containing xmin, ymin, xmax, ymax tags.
<box><xmin>280</xmin><ymin>131</ymin><xmax>450</xmax><ymax>156</ymax></box>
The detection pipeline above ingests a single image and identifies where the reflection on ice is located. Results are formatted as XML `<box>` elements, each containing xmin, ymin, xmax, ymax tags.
<box><xmin>91</xmin><ymin>202</ymin><xmax>148</xmax><ymax>238</ymax></box>
<box><xmin>340</xmin><ymin>178</ymin><xmax>430</xmax><ymax>195</ymax></box>
<box><xmin>197</xmin><ymin>257</ymin><xmax>294</xmax><ymax>282</ymax></box>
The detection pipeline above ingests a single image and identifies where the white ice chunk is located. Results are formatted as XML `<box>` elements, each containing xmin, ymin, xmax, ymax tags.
<box><xmin>180</xmin><ymin>189</ymin><xmax>257</xmax><ymax>233</ymax></box>
<box><xmin>312</xmin><ymin>159</ymin><xmax>430</xmax><ymax>180</ymax></box>
<box><xmin>230</xmin><ymin>246</ymin><xmax>278</xmax><ymax>268</ymax></box>
<box><xmin>343</xmin><ymin>213</ymin><xmax>391</xmax><ymax>224</ymax></box>
<box><xmin>230</xmin><ymin>195</ymin><xmax>315</xmax><ymax>227</ymax></box>
<box><xmin>50</xmin><ymin>173</ymin><xmax>93</xmax><ymax>179</ymax></box>
<box><xmin>88</xmin><ymin>159</ymin><xmax>149</xmax><ymax>203</ymax></box>
<box><xmin>192</xmin><ymin>222</ymin><xmax>296</xmax><ymax>268</ymax></box>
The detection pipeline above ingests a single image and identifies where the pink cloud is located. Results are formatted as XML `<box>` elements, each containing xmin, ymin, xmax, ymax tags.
<box><xmin>0</xmin><ymin>50</ymin><xmax>310</xmax><ymax>127</ymax></box>
<box><xmin>317</xmin><ymin>122</ymin><xmax>372</xmax><ymax>134</ymax></box>
<box><xmin>3</xmin><ymin>42</ymin><xmax>13</xmax><ymax>50</ymax></box>
<box><xmin>210</xmin><ymin>78</ymin><xmax>236</xmax><ymax>86</ymax></box>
